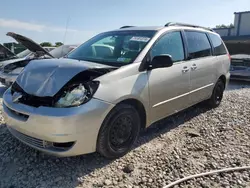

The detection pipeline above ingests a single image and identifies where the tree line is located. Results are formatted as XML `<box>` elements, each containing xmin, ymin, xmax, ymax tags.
<box><xmin>40</xmin><ymin>42</ymin><xmax>63</xmax><ymax>47</ymax></box>
<box><xmin>215</xmin><ymin>23</ymin><xmax>234</xmax><ymax>29</ymax></box>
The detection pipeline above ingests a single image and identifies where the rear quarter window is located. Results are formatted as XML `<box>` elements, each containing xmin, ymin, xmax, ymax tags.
<box><xmin>185</xmin><ymin>31</ymin><xmax>212</xmax><ymax>59</ymax></box>
<box><xmin>208</xmin><ymin>33</ymin><xmax>227</xmax><ymax>56</ymax></box>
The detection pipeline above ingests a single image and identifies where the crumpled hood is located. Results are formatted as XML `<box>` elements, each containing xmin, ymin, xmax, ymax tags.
<box><xmin>16</xmin><ymin>58</ymin><xmax>112</xmax><ymax>97</ymax></box>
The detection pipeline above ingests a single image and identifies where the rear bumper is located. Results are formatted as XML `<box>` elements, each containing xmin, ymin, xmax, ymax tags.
<box><xmin>230</xmin><ymin>69</ymin><xmax>250</xmax><ymax>81</ymax></box>
<box><xmin>230</xmin><ymin>74</ymin><xmax>250</xmax><ymax>81</ymax></box>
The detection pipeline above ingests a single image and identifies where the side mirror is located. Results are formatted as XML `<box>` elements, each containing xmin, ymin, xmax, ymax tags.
<box><xmin>151</xmin><ymin>55</ymin><xmax>173</xmax><ymax>69</ymax></box>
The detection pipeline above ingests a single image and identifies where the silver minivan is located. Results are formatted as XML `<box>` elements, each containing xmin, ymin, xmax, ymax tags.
<box><xmin>3</xmin><ymin>23</ymin><xmax>230</xmax><ymax>158</ymax></box>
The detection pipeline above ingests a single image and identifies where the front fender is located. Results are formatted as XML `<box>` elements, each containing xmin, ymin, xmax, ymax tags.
<box><xmin>93</xmin><ymin>64</ymin><xmax>151</xmax><ymax>126</ymax></box>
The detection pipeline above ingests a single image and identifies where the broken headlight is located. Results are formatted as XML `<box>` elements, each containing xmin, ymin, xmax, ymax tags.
<box><xmin>55</xmin><ymin>82</ymin><xmax>99</xmax><ymax>108</ymax></box>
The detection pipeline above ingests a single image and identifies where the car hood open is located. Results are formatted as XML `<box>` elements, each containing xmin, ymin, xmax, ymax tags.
<box><xmin>0</xmin><ymin>44</ymin><xmax>16</xmax><ymax>61</ymax></box>
<box><xmin>6</xmin><ymin>32</ymin><xmax>54</xmax><ymax>58</ymax></box>
<box><xmin>16</xmin><ymin>58</ymin><xmax>114</xmax><ymax>97</ymax></box>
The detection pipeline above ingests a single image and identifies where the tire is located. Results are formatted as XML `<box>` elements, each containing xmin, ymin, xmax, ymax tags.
<box><xmin>207</xmin><ymin>79</ymin><xmax>225</xmax><ymax>108</ymax></box>
<box><xmin>97</xmin><ymin>103</ymin><xmax>141</xmax><ymax>159</ymax></box>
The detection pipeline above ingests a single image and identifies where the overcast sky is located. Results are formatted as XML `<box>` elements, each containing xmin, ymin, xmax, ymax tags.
<box><xmin>0</xmin><ymin>0</ymin><xmax>249</xmax><ymax>44</ymax></box>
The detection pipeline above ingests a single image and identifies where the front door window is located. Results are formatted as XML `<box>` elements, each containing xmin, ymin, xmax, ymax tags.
<box><xmin>150</xmin><ymin>31</ymin><xmax>185</xmax><ymax>63</ymax></box>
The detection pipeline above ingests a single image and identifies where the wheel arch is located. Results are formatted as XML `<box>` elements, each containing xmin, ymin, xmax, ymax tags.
<box><xmin>116</xmin><ymin>98</ymin><xmax>147</xmax><ymax>129</ymax></box>
<box><xmin>218</xmin><ymin>74</ymin><xmax>226</xmax><ymax>88</ymax></box>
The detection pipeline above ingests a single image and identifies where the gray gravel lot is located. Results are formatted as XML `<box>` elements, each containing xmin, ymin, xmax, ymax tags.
<box><xmin>0</xmin><ymin>81</ymin><xmax>250</xmax><ymax>188</ymax></box>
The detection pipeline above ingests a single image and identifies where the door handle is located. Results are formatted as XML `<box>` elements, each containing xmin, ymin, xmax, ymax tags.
<box><xmin>182</xmin><ymin>66</ymin><xmax>189</xmax><ymax>73</ymax></box>
<box><xmin>191</xmin><ymin>64</ymin><xmax>197</xmax><ymax>70</ymax></box>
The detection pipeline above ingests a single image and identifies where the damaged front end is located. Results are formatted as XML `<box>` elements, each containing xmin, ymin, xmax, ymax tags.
<box><xmin>3</xmin><ymin>59</ymin><xmax>30</xmax><ymax>74</ymax></box>
<box><xmin>11</xmin><ymin>67</ymin><xmax>114</xmax><ymax>108</ymax></box>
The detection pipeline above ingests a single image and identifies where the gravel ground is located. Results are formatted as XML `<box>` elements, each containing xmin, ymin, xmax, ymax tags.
<box><xmin>0</xmin><ymin>82</ymin><xmax>250</xmax><ymax>188</ymax></box>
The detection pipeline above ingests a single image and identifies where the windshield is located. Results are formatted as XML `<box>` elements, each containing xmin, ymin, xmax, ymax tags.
<box><xmin>49</xmin><ymin>45</ymin><xmax>76</xmax><ymax>58</ymax></box>
<box><xmin>16</xmin><ymin>49</ymin><xmax>32</xmax><ymax>58</ymax></box>
<box><xmin>67</xmin><ymin>30</ymin><xmax>156</xmax><ymax>66</ymax></box>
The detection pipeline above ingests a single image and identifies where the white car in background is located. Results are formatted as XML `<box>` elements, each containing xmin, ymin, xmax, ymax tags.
<box><xmin>0</xmin><ymin>32</ymin><xmax>78</xmax><ymax>86</ymax></box>
<box><xmin>16</xmin><ymin>46</ymin><xmax>55</xmax><ymax>59</ymax></box>
<box><xmin>230</xmin><ymin>54</ymin><xmax>250</xmax><ymax>81</ymax></box>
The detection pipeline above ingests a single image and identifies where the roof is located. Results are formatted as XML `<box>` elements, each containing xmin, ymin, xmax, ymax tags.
<box><xmin>112</xmin><ymin>25</ymin><xmax>215</xmax><ymax>34</ymax></box>
<box><xmin>234</xmin><ymin>11</ymin><xmax>250</xmax><ymax>14</ymax></box>
<box><xmin>113</xmin><ymin>26</ymin><xmax>164</xmax><ymax>31</ymax></box>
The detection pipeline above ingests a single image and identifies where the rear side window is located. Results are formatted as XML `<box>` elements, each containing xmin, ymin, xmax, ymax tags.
<box><xmin>185</xmin><ymin>31</ymin><xmax>212</xmax><ymax>59</ymax></box>
<box><xmin>208</xmin><ymin>33</ymin><xmax>227</xmax><ymax>55</ymax></box>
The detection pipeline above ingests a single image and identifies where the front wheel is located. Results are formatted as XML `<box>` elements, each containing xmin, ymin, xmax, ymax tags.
<box><xmin>207</xmin><ymin>79</ymin><xmax>225</xmax><ymax>108</ymax></box>
<box><xmin>97</xmin><ymin>104</ymin><xmax>141</xmax><ymax>159</ymax></box>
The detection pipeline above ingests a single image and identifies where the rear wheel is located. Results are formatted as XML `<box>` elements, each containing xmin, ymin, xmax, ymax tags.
<box><xmin>97</xmin><ymin>104</ymin><xmax>141</xmax><ymax>159</ymax></box>
<box><xmin>207</xmin><ymin>79</ymin><xmax>225</xmax><ymax>108</ymax></box>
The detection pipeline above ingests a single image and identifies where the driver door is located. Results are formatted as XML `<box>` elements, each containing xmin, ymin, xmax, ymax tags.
<box><xmin>148</xmin><ymin>31</ymin><xmax>192</xmax><ymax>123</ymax></box>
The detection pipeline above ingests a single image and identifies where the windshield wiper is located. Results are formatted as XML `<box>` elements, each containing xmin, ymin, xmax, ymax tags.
<box><xmin>66</xmin><ymin>56</ymin><xmax>122</xmax><ymax>67</ymax></box>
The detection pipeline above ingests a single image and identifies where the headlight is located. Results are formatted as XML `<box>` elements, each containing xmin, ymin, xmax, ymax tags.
<box><xmin>55</xmin><ymin>82</ymin><xmax>99</xmax><ymax>108</ymax></box>
<box><xmin>0</xmin><ymin>63</ymin><xmax>3</xmax><ymax>68</ymax></box>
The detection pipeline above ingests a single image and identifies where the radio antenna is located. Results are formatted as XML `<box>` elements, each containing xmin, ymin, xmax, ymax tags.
<box><xmin>60</xmin><ymin>16</ymin><xmax>70</xmax><ymax>58</ymax></box>
<box><xmin>63</xmin><ymin>16</ymin><xmax>70</xmax><ymax>44</ymax></box>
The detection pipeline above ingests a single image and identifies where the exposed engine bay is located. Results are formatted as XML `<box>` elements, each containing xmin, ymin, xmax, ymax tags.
<box><xmin>11</xmin><ymin>67</ymin><xmax>116</xmax><ymax>108</ymax></box>
<box><xmin>1</xmin><ymin>32</ymin><xmax>55</xmax><ymax>74</ymax></box>
<box><xmin>2</xmin><ymin>54</ymin><xmax>54</xmax><ymax>74</ymax></box>
<box><xmin>3</xmin><ymin>59</ymin><xmax>31</xmax><ymax>73</ymax></box>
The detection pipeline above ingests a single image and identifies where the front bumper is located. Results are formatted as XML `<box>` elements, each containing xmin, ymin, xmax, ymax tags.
<box><xmin>230</xmin><ymin>70</ymin><xmax>250</xmax><ymax>81</ymax></box>
<box><xmin>0</xmin><ymin>72</ymin><xmax>18</xmax><ymax>87</ymax></box>
<box><xmin>3</xmin><ymin>88</ymin><xmax>114</xmax><ymax>157</ymax></box>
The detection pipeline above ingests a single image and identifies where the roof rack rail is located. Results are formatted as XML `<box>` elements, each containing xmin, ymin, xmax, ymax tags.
<box><xmin>120</xmin><ymin>26</ymin><xmax>135</xmax><ymax>29</ymax></box>
<box><xmin>165</xmin><ymin>22</ymin><xmax>214</xmax><ymax>32</ymax></box>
